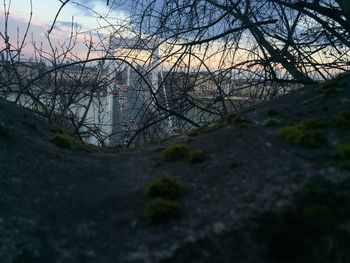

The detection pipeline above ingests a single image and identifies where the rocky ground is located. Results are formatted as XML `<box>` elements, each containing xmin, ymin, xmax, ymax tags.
<box><xmin>0</xmin><ymin>74</ymin><xmax>350</xmax><ymax>263</ymax></box>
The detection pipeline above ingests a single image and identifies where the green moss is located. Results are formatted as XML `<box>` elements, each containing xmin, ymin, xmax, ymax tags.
<box><xmin>79</xmin><ymin>143</ymin><xmax>96</xmax><ymax>153</ymax></box>
<box><xmin>145</xmin><ymin>176</ymin><xmax>182</xmax><ymax>199</ymax></box>
<box><xmin>49</xmin><ymin>133</ymin><xmax>77</xmax><ymax>149</ymax></box>
<box><xmin>333</xmin><ymin>141</ymin><xmax>350</xmax><ymax>159</ymax></box>
<box><xmin>0</xmin><ymin>122</ymin><xmax>10</xmax><ymax>137</ymax></box>
<box><xmin>50</xmin><ymin>123</ymin><xmax>64</xmax><ymax>134</ymax></box>
<box><xmin>216</xmin><ymin>113</ymin><xmax>249</xmax><ymax>128</ymax></box>
<box><xmin>262</xmin><ymin>118</ymin><xmax>280</xmax><ymax>127</ymax></box>
<box><xmin>303</xmin><ymin>205</ymin><xmax>336</xmax><ymax>233</ymax></box>
<box><xmin>144</xmin><ymin>199</ymin><xmax>181</xmax><ymax>224</ymax></box>
<box><xmin>331</xmin><ymin>110</ymin><xmax>350</xmax><ymax>129</ymax></box>
<box><xmin>188</xmin><ymin>124</ymin><xmax>210</xmax><ymax>137</ymax></box>
<box><xmin>277</xmin><ymin>119</ymin><xmax>324</xmax><ymax>147</ymax></box>
<box><xmin>319</xmin><ymin>73</ymin><xmax>347</xmax><ymax>96</ymax></box>
<box><xmin>188</xmin><ymin>149</ymin><xmax>206</xmax><ymax>163</ymax></box>
<box><xmin>160</xmin><ymin>144</ymin><xmax>190</xmax><ymax>162</ymax></box>
<box><xmin>160</xmin><ymin>144</ymin><xmax>206</xmax><ymax>163</ymax></box>
<box><xmin>229</xmin><ymin>160</ymin><xmax>238</xmax><ymax>169</ymax></box>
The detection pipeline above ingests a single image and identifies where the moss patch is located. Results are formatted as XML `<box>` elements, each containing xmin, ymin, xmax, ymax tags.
<box><xmin>145</xmin><ymin>176</ymin><xmax>182</xmax><ymax>199</ymax></box>
<box><xmin>160</xmin><ymin>144</ymin><xmax>206</xmax><ymax>163</ymax></box>
<box><xmin>277</xmin><ymin>119</ymin><xmax>324</xmax><ymax>147</ymax></box>
<box><xmin>333</xmin><ymin>141</ymin><xmax>350</xmax><ymax>159</ymax></box>
<box><xmin>188</xmin><ymin>149</ymin><xmax>205</xmax><ymax>163</ymax></box>
<box><xmin>0</xmin><ymin>122</ymin><xmax>10</xmax><ymax>137</ymax></box>
<box><xmin>331</xmin><ymin>110</ymin><xmax>350</xmax><ymax>129</ymax></box>
<box><xmin>50</xmin><ymin>123</ymin><xmax>64</xmax><ymax>134</ymax></box>
<box><xmin>79</xmin><ymin>142</ymin><xmax>97</xmax><ymax>153</ymax></box>
<box><xmin>144</xmin><ymin>199</ymin><xmax>181</xmax><ymax>224</ymax></box>
<box><xmin>319</xmin><ymin>73</ymin><xmax>347</xmax><ymax>96</ymax></box>
<box><xmin>216</xmin><ymin>113</ymin><xmax>249</xmax><ymax>128</ymax></box>
<box><xmin>160</xmin><ymin>144</ymin><xmax>190</xmax><ymax>162</ymax></box>
<box><xmin>49</xmin><ymin>133</ymin><xmax>77</xmax><ymax>149</ymax></box>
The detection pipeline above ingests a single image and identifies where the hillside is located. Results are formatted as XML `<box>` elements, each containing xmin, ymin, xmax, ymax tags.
<box><xmin>1</xmin><ymin>74</ymin><xmax>350</xmax><ymax>263</ymax></box>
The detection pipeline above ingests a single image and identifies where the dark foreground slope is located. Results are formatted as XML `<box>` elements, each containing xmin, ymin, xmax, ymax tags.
<box><xmin>1</xmin><ymin>75</ymin><xmax>350</xmax><ymax>263</ymax></box>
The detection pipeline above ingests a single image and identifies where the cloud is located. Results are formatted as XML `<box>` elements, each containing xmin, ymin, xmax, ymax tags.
<box><xmin>55</xmin><ymin>20</ymin><xmax>83</xmax><ymax>30</ymax></box>
<box><xmin>0</xmin><ymin>14</ymin><xmax>47</xmax><ymax>58</ymax></box>
<box><xmin>0</xmin><ymin>0</ymin><xmax>134</xmax><ymax>60</ymax></box>
<box><xmin>70</xmin><ymin>0</ymin><xmax>131</xmax><ymax>17</ymax></box>
<box><xmin>0</xmin><ymin>10</ymin><xmax>107</xmax><ymax>60</ymax></box>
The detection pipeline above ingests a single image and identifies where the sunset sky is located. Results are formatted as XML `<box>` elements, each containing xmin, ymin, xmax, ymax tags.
<box><xmin>2</xmin><ymin>0</ymin><xmax>130</xmax><ymax>57</ymax></box>
<box><xmin>9</xmin><ymin>0</ymin><xmax>127</xmax><ymax>31</ymax></box>
<box><xmin>2</xmin><ymin>0</ymin><xmax>241</xmax><ymax>69</ymax></box>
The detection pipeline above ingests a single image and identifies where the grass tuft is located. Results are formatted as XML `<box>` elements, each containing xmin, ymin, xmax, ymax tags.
<box><xmin>49</xmin><ymin>133</ymin><xmax>77</xmax><ymax>149</ymax></box>
<box><xmin>50</xmin><ymin>123</ymin><xmax>64</xmax><ymax>134</ymax></box>
<box><xmin>319</xmin><ymin>73</ymin><xmax>347</xmax><ymax>96</ymax></box>
<box><xmin>333</xmin><ymin>141</ymin><xmax>350</xmax><ymax>159</ymax></box>
<box><xmin>188</xmin><ymin>149</ymin><xmax>206</xmax><ymax>163</ymax></box>
<box><xmin>160</xmin><ymin>144</ymin><xmax>190</xmax><ymax>162</ymax></box>
<box><xmin>331</xmin><ymin>110</ymin><xmax>350</xmax><ymax>129</ymax></box>
<box><xmin>277</xmin><ymin>119</ymin><xmax>324</xmax><ymax>147</ymax></box>
<box><xmin>144</xmin><ymin>198</ymin><xmax>181</xmax><ymax>224</ymax></box>
<box><xmin>160</xmin><ymin>144</ymin><xmax>206</xmax><ymax>163</ymax></box>
<box><xmin>145</xmin><ymin>176</ymin><xmax>182</xmax><ymax>199</ymax></box>
<box><xmin>216</xmin><ymin>113</ymin><xmax>249</xmax><ymax>128</ymax></box>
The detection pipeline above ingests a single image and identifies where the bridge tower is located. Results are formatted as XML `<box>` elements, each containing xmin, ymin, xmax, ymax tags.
<box><xmin>103</xmin><ymin>35</ymin><xmax>171</xmax><ymax>145</ymax></box>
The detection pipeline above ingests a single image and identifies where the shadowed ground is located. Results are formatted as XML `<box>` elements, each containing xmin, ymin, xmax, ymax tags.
<box><xmin>1</xmin><ymin>75</ymin><xmax>350</xmax><ymax>263</ymax></box>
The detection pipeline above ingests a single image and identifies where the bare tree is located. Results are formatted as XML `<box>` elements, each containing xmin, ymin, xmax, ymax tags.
<box><xmin>1</xmin><ymin>0</ymin><xmax>349</xmax><ymax>147</ymax></box>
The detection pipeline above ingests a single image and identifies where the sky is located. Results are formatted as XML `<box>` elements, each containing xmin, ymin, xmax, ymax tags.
<box><xmin>8</xmin><ymin>0</ymin><xmax>129</xmax><ymax>32</ymax></box>
<box><xmin>1</xmin><ymin>0</ymin><xmax>131</xmax><ymax>58</ymax></box>
<box><xmin>1</xmin><ymin>0</ymin><xmax>245</xmax><ymax>69</ymax></box>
